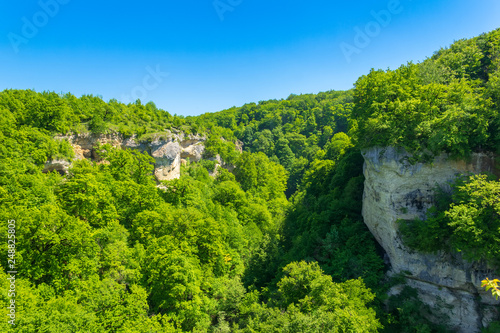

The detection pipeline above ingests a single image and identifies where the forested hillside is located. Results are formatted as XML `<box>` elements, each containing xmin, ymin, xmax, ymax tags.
<box><xmin>0</xmin><ymin>28</ymin><xmax>499</xmax><ymax>332</ymax></box>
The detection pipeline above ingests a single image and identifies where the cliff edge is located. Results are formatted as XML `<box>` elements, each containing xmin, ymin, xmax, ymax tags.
<box><xmin>362</xmin><ymin>147</ymin><xmax>499</xmax><ymax>332</ymax></box>
<box><xmin>44</xmin><ymin>132</ymin><xmax>206</xmax><ymax>181</ymax></box>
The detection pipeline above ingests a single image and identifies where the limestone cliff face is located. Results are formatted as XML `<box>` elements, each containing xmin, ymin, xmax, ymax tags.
<box><xmin>46</xmin><ymin>132</ymin><xmax>207</xmax><ymax>181</ymax></box>
<box><xmin>362</xmin><ymin>147</ymin><xmax>500</xmax><ymax>332</ymax></box>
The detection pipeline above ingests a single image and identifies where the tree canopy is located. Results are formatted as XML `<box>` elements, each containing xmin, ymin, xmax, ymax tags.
<box><xmin>1</xmin><ymin>27</ymin><xmax>500</xmax><ymax>332</ymax></box>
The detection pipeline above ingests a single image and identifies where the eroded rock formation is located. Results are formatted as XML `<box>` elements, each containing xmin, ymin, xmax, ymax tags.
<box><xmin>46</xmin><ymin>132</ymin><xmax>207</xmax><ymax>181</ymax></box>
<box><xmin>362</xmin><ymin>147</ymin><xmax>500</xmax><ymax>332</ymax></box>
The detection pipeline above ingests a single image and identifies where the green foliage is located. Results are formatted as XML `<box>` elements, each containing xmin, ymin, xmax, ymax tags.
<box><xmin>398</xmin><ymin>184</ymin><xmax>454</xmax><ymax>253</ymax></box>
<box><xmin>0</xmin><ymin>121</ymin><xmax>292</xmax><ymax>331</ymax></box>
<box><xmin>399</xmin><ymin>174</ymin><xmax>500</xmax><ymax>268</ymax></box>
<box><xmin>3</xmin><ymin>28</ymin><xmax>500</xmax><ymax>333</ymax></box>
<box><xmin>203</xmin><ymin>127</ymin><xmax>240</xmax><ymax>164</ymax></box>
<box><xmin>58</xmin><ymin>171</ymin><xmax>118</xmax><ymax>228</ymax></box>
<box><xmin>482</xmin><ymin>321</ymin><xmax>500</xmax><ymax>333</ymax></box>
<box><xmin>236</xmin><ymin>261</ymin><xmax>381</xmax><ymax>333</ymax></box>
<box><xmin>275</xmin><ymin>136</ymin><xmax>295</xmax><ymax>171</ymax></box>
<box><xmin>0</xmin><ymin>86</ymin><xmax>388</xmax><ymax>331</ymax></box>
<box><xmin>143</xmin><ymin>238</ymin><xmax>208</xmax><ymax>330</ymax></box>
<box><xmin>97</xmin><ymin>144</ymin><xmax>155</xmax><ymax>185</ymax></box>
<box><xmin>272</xmin><ymin>149</ymin><xmax>385</xmax><ymax>293</ymax></box>
<box><xmin>384</xmin><ymin>286</ymin><xmax>451</xmax><ymax>333</ymax></box>
<box><xmin>482</xmin><ymin>278</ymin><xmax>500</xmax><ymax>300</ymax></box>
<box><xmin>353</xmin><ymin>28</ymin><xmax>500</xmax><ymax>160</ymax></box>
<box><xmin>353</xmin><ymin>65</ymin><xmax>495</xmax><ymax>159</ymax></box>
<box><xmin>195</xmin><ymin>90</ymin><xmax>356</xmax><ymax>195</ymax></box>
<box><xmin>199</xmin><ymin>159</ymin><xmax>218</xmax><ymax>172</ymax></box>
<box><xmin>0</xmin><ymin>89</ymin><xmax>195</xmax><ymax>138</ymax></box>
<box><xmin>325</xmin><ymin>132</ymin><xmax>354</xmax><ymax>160</ymax></box>
<box><xmin>235</xmin><ymin>152</ymin><xmax>288</xmax><ymax>203</ymax></box>
<box><xmin>445</xmin><ymin>175</ymin><xmax>500</xmax><ymax>264</ymax></box>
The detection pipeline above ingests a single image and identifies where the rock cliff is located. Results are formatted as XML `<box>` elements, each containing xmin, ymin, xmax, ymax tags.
<box><xmin>362</xmin><ymin>147</ymin><xmax>500</xmax><ymax>332</ymax></box>
<box><xmin>44</xmin><ymin>132</ymin><xmax>207</xmax><ymax>181</ymax></box>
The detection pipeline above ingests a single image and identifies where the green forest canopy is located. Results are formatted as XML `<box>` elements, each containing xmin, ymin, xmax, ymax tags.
<box><xmin>0</xmin><ymin>28</ymin><xmax>499</xmax><ymax>332</ymax></box>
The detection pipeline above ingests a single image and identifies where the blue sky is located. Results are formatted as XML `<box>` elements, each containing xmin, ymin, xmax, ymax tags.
<box><xmin>0</xmin><ymin>0</ymin><xmax>499</xmax><ymax>116</ymax></box>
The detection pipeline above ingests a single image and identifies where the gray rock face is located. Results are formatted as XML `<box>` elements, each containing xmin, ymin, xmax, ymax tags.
<box><xmin>54</xmin><ymin>132</ymin><xmax>208</xmax><ymax>181</ymax></box>
<box><xmin>180</xmin><ymin>142</ymin><xmax>205</xmax><ymax>162</ymax></box>
<box><xmin>43</xmin><ymin>159</ymin><xmax>71</xmax><ymax>175</ymax></box>
<box><xmin>362</xmin><ymin>147</ymin><xmax>499</xmax><ymax>332</ymax></box>
<box><xmin>151</xmin><ymin>140</ymin><xmax>182</xmax><ymax>181</ymax></box>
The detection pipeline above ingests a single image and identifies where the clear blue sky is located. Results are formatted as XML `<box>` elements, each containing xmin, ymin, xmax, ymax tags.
<box><xmin>0</xmin><ymin>0</ymin><xmax>499</xmax><ymax>116</ymax></box>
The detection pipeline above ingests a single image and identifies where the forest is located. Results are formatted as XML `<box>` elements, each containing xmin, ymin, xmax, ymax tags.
<box><xmin>0</xmin><ymin>28</ymin><xmax>499</xmax><ymax>332</ymax></box>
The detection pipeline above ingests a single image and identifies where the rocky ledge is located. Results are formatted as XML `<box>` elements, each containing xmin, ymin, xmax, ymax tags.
<box><xmin>362</xmin><ymin>147</ymin><xmax>500</xmax><ymax>332</ymax></box>
<box><xmin>44</xmin><ymin>131</ymin><xmax>207</xmax><ymax>181</ymax></box>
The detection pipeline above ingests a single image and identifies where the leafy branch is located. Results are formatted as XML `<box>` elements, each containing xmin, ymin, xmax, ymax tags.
<box><xmin>482</xmin><ymin>278</ymin><xmax>500</xmax><ymax>300</ymax></box>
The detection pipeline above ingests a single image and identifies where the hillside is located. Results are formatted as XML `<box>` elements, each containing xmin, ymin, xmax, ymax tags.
<box><xmin>0</xmin><ymin>28</ymin><xmax>499</xmax><ymax>332</ymax></box>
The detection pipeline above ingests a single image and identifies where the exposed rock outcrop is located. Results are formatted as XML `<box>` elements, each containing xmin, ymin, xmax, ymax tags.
<box><xmin>43</xmin><ymin>159</ymin><xmax>72</xmax><ymax>175</ymax></box>
<box><xmin>180</xmin><ymin>141</ymin><xmax>205</xmax><ymax>163</ymax></box>
<box><xmin>150</xmin><ymin>140</ymin><xmax>182</xmax><ymax>181</ymax></box>
<box><xmin>50</xmin><ymin>132</ymin><xmax>207</xmax><ymax>181</ymax></box>
<box><xmin>362</xmin><ymin>147</ymin><xmax>500</xmax><ymax>332</ymax></box>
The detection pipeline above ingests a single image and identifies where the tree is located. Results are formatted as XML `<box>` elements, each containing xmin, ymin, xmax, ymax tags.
<box><xmin>399</xmin><ymin>174</ymin><xmax>500</xmax><ymax>267</ymax></box>
<box><xmin>57</xmin><ymin>170</ymin><xmax>118</xmax><ymax>228</ymax></box>
<box><xmin>445</xmin><ymin>175</ymin><xmax>500</xmax><ymax>264</ymax></box>
<box><xmin>237</xmin><ymin>261</ymin><xmax>381</xmax><ymax>333</ymax></box>
<box><xmin>143</xmin><ymin>237</ymin><xmax>210</xmax><ymax>331</ymax></box>
<box><xmin>325</xmin><ymin>132</ymin><xmax>353</xmax><ymax>160</ymax></box>
<box><xmin>275</xmin><ymin>137</ymin><xmax>295</xmax><ymax>171</ymax></box>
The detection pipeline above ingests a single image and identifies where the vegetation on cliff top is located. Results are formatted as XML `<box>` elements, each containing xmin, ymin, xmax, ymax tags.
<box><xmin>353</xmin><ymin>28</ymin><xmax>500</xmax><ymax>160</ymax></box>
